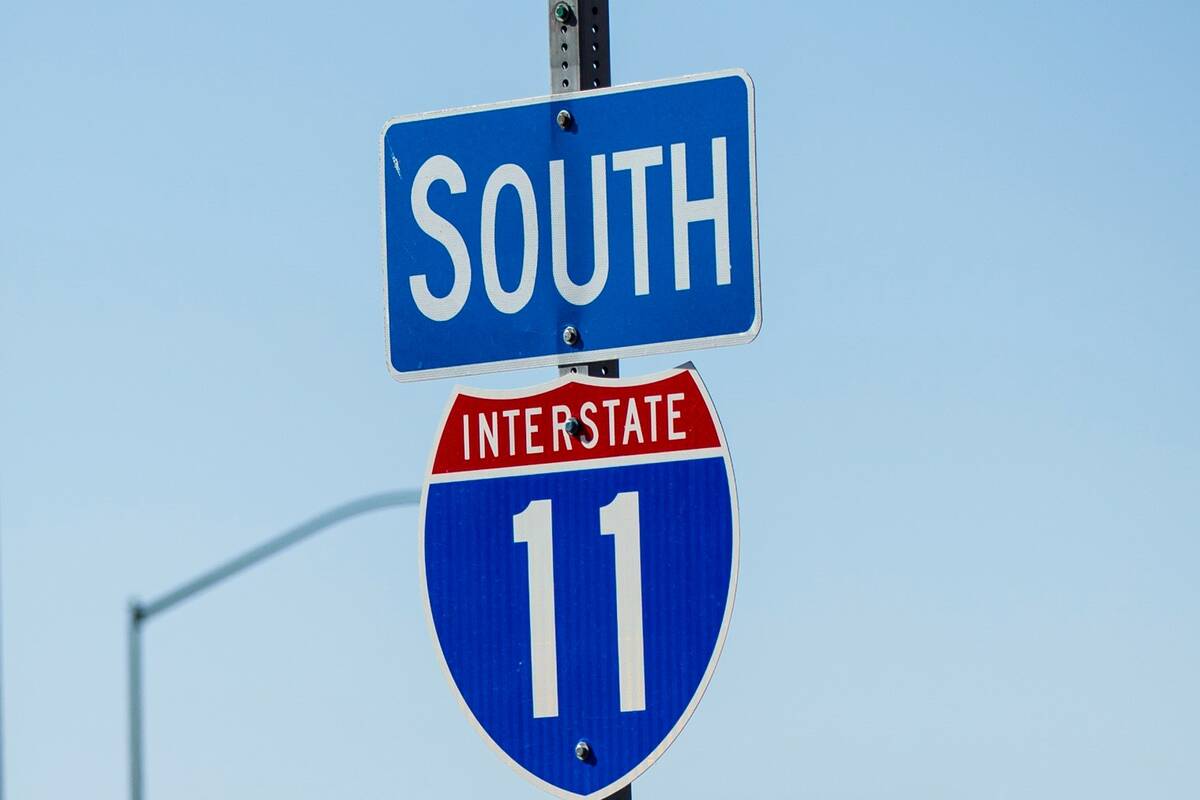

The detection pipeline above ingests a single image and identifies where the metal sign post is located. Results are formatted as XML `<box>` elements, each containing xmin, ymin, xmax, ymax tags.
<box><xmin>554</xmin><ymin>11</ymin><xmax>625</xmax><ymax>798</ymax></box>
<box><xmin>550</xmin><ymin>14</ymin><xmax>622</xmax><ymax>797</ymax></box>
<box><xmin>551</xmin><ymin>0</ymin><xmax>618</xmax><ymax>382</ymax></box>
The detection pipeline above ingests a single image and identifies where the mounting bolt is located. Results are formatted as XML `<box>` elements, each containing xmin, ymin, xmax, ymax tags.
<box><xmin>553</xmin><ymin>2</ymin><xmax>574</xmax><ymax>23</ymax></box>
<box><xmin>564</xmin><ymin>417</ymin><xmax>582</xmax><ymax>437</ymax></box>
<box><xmin>574</xmin><ymin>740</ymin><xmax>591</xmax><ymax>762</ymax></box>
<box><xmin>556</xmin><ymin>109</ymin><xmax>573</xmax><ymax>129</ymax></box>
<box><xmin>562</xmin><ymin>325</ymin><xmax>580</xmax><ymax>345</ymax></box>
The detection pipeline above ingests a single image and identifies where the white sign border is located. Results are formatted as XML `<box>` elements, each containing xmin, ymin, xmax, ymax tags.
<box><xmin>380</xmin><ymin>68</ymin><xmax>761</xmax><ymax>383</ymax></box>
<box><xmin>416</xmin><ymin>366</ymin><xmax>741</xmax><ymax>799</ymax></box>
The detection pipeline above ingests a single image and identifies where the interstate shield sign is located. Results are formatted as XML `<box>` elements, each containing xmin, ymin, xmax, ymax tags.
<box><xmin>419</xmin><ymin>367</ymin><xmax>740</xmax><ymax>798</ymax></box>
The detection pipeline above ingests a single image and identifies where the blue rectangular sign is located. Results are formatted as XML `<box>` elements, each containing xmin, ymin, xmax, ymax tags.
<box><xmin>380</xmin><ymin>70</ymin><xmax>760</xmax><ymax>381</ymax></box>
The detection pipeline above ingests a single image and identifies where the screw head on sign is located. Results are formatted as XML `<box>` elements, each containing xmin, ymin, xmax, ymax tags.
<box><xmin>564</xmin><ymin>417</ymin><xmax>582</xmax><ymax>437</ymax></box>
<box><xmin>553</xmin><ymin>2</ymin><xmax>573</xmax><ymax>23</ymax></box>
<box><xmin>556</xmin><ymin>109</ymin><xmax>573</xmax><ymax>130</ymax></box>
<box><xmin>562</xmin><ymin>325</ymin><xmax>580</xmax><ymax>345</ymax></box>
<box><xmin>574</xmin><ymin>740</ymin><xmax>591</xmax><ymax>762</ymax></box>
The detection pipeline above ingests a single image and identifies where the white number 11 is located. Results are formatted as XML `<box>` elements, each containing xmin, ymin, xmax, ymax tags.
<box><xmin>512</xmin><ymin>492</ymin><xmax>646</xmax><ymax>719</ymax></box>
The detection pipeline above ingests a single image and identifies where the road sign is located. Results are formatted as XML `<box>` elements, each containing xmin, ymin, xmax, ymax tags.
<box><xmin>419</xmin><ymin>367</ymin><xmax>739</xmax><ymax>799</ymax></box>
<box><xmin>381</xmin><ymin>70</ymin><xmax>760</xmax><ymax>381</ymax></box>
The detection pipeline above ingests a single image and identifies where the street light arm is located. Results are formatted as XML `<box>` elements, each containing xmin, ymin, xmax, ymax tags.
<box><xmin>136</xmin><ymin>489</ymin><xmax>420</xmax><ymax>622</ymax></box>
<box><xmin>128</xmin><ymin>488</ymin><xmax>420</xmax><ymax>800</ymax></box>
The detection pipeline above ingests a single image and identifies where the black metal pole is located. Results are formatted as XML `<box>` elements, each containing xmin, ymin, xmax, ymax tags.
<box><xmin>548</xmin><ymin>5</ymin><xmax>628</xmax><ymax>797</ymax></box>
<box><xmin>550</xmin><ymin>0</ymin><xmax>619</xmax><ymax>387</ymax></box>
<box><xmin>128</xmin><ymin>602</ymin><xmax>144</xmax><ymax>800</ymax></box>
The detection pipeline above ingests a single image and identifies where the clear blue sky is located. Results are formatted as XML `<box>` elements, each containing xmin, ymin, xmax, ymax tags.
<box><xmin>2</xmin><ymin>1</ymin><xmax>1197</xmax><ymax>798</ymax></box>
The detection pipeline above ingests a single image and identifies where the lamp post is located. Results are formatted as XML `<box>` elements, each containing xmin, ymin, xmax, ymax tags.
<box><xmin>127</xmin><ymin>489</ymin><xmax>420</xmax><ymax>800</ymax></box>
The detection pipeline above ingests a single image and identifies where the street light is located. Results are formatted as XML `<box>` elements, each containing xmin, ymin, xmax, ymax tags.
<box><xmin>127</xmin><ymin>489</ymin><xmax>420</xmax><ymax>800</ymax></box>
